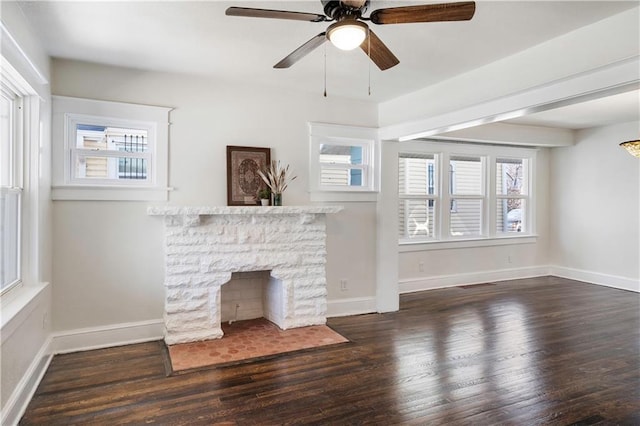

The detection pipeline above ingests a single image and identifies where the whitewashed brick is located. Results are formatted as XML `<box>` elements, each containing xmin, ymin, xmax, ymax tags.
<box><xmin>149</xmin><ymin>206</ymin><xmax>342</xmax><ymax>344</ymax></box>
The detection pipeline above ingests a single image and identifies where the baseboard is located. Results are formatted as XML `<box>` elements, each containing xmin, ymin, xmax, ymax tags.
<box><xmin>399</xmin><ymin>266</ymin><xmax>550</xmax><ymax>293</ymax></box>
<box><xmin>327</xmin><ymin>296</ymin><xmax>377</xmax><ymax>317</ymax></box>
<box><xmin>51</xmin><ymin>319</ymin><xmax>164</xmax><ymax>354</ymax></box>
<box><xmin>2</xmin><ymin>336</ymin><xmax>53</xmax><ymax>426</ymax></box>
<box><xmin>549</xmin><ymin>266</ymin><xmax>639</xmax><ymax>293</ymax></box>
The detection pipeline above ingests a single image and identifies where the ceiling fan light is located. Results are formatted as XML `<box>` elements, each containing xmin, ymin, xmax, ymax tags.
<box><xmin>620</xmin><ymin>140</ymin><xmax>640</xmax><ymax>158</ymax></box>
<box><xmin>327</xmin><ymin>20</ymin><xmax>367</xmax><ymax>51</ymax></box>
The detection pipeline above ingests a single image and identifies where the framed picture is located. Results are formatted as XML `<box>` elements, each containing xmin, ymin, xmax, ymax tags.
<box><xmin>226</xmin><ymin>146</ymin><xmax>271</xmax><ymax>206</ymax></box>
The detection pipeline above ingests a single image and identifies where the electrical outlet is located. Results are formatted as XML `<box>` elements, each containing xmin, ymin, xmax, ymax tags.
<box><xmin>340</xmin><ymin>279</ymin><xmax>348</xmax><ymax>291</ymax></box>
<box><xmin>508</xmin><ymin>255</ymin><xmax>513</xmax><ymax>264</ymax></box>
<box><xmin>42</xmin><ymin>312</ymin><xmax>47</xmax><ymax>330</ymax></box>
<box><xmin>419</xmin><ymin>261</ymin><xmax>425</xmax><ymax>272</ymax></box>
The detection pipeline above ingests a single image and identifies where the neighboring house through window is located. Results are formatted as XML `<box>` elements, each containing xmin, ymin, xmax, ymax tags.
<box><xmin>399</xmin><ymin>141</ymin><xmax>535</xmax><ymax>245</ymax></box>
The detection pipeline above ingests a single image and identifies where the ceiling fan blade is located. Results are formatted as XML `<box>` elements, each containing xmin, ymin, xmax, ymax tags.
<box><xmin>274</xmin><ymin>33</ymin><xmax>327</xmax><ymax>69</ymax></box>
<box><xmin>360</xmin><ymin>29</ymin><xmax>399</xmax><ymax>71</ymax></box>
<box><xmin>226</xmin><ymin>7</ymin><xmax>327</xmax><ymax>22</ymax></box>
<box><xmin>370</xmin><ymin>1</ymin><xmax>476</xmax><ymax>25</ymax></box>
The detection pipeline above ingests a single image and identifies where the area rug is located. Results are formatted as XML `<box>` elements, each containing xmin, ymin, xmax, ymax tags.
<box><xmin>166</xmin><ymin>318</ymin><xmax>348</xmax><ymax>373</ymax></box>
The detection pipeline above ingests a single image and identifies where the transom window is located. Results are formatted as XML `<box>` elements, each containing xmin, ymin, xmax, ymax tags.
<box><xmin>399</xmin><ymin>141</ymin><xmax>535</xmax><ymax>244</ymax></box>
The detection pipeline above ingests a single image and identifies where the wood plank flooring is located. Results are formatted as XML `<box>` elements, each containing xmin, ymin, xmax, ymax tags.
<box><xmin>20</xmin><ymin>277</ymin><xmax>640</xmax><ymax>425</ymax></box>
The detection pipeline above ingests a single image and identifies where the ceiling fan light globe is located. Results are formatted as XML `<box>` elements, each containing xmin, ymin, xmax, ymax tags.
<box><xmin>327</xmin><ymin>21</ymin><xmax>367</xmax><ymax>50</ymax></box>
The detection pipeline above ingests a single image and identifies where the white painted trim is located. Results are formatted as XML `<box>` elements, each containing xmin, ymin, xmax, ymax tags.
<box><xmin>326</xmin><ymin>296</ymin><xmax>377</xmax><ymax>317</ymax></box>
<box><xmin>0</xmin><ymin>21</ymin><xmax>48</xmax><ymax>86</ymax></box>
<box><xmin>399</xmin><ymin>235</ymin><xmax>538</xmax><ymax>252</ymax></box>
<box><xmin>309</xmin><ymin>191</ymin><xmax>378</xmax><ymax>203</ymax></box>
<box><xmin>399</xmin><ymin>266</ymin><xmax>550</xmax><ymax>293</ymax></box>
<box><xmin>50</xmin><ymin>319</ymin><xmax>164</xmax><ymax>354</ymax></box>
<box><xmin>549</xmin><ymin>266</ymin><xmax>639</xmax><ymax>293</ymax></box>
<box><xmin>1</xmin><ymin>336</ymin><xmax>52</xmax><ymax>426</ymax></box>
<box><xmin>1</xmin><ymin>282</ymin><xmax>49</xmax><ymax>342</ymax></box>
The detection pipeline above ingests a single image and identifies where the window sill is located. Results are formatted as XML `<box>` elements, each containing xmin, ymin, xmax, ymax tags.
<box><xmin>399</xmin><ymin>234</ymin><xmax>538</xmax><ymax>252</ymax></box>
<box><xmin>310</xmin><ymin>191</ymin><xmax>378</xmax><ymax>203</ymax></box>
<box><xmin>1</xmin><ymin>282</ymin><xmax>49</xmax><ymax>341</ymax></box>
<box><xmin>52</xmin><ymin>185</ymin><xmax>170</xmax><ymax>201</ymax></box>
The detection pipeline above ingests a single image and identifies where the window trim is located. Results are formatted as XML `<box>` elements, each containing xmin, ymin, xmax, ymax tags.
<box><xmin>52</xmin><ymin>96</ymin><xmax>172</xmax><ymax>201</ymax></box>
<box><xmin>398</xmin><ymin>140</ymin><xmax>537</xmax><ymax>246</ymax></box>
<box><xmin>309</xmin><ymin>122</ymin><xmax>379</xmax><ymax>202</ymax></box>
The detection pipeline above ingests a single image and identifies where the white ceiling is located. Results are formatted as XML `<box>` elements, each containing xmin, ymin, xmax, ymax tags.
<box><xmin>16</xmin><ymin>0</ymin><xmax>640</xmax><ymax>128</ymax></box>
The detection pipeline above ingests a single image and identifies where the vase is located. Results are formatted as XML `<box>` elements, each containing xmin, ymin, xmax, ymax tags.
<box><xmin>273</xmin><ymin>193</ymin><xmax>282</xmax><ymax>206</ymax></box>
<box><xmin>260</xmin><ymin>198</ymin><xmax>269</xmax><ymax>206</ymax></box>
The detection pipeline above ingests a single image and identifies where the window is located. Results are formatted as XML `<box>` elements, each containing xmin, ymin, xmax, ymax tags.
<box><xmin>0</xmin><ymin>88</ymin><xmax>22</xmax><ymax>294</ymax></box>
<box><xmin>71</xmin><ymin>123</ymin><xmax>149</xmax><ymax>183</ymax></box>
<box><xmin>399</xmin><ymin>141</ymin><xmax>535</xmax><ymax>245</ymax></box>
<box><xmin>309</xmin><ymin>122</ymin><xmax>379</xmax><ymax>201</ymax></box>
<box><xmin>449</xmin><ymin>155</ymin><xmax>484</xmax><ymax>237</ymax></box>
<box><xmin>496</xmin><ymin>158</ymin><xmax>529</xmax><ymax>233</ymax></box>
<box><xmin>398</xmin><ymin>153</ymin><xmax>437</xmax><ymax>239</ymax></box>
<box><xmin>52</xmin><ymin>96</ymin><xmax>172</xmax><ymax>201</ymax></box>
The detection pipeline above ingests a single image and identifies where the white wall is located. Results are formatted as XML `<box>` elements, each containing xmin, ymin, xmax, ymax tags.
<box><xmin>549</xmin><ymin>121</ymin><xmax>640</xmax><ymax>291</ymax></box>
<box><xmin>50</xmin><ymin>59</ymin><xmax>379</xmax><ymax>335</ymax></box>
<box><xmin>0</xmin><ymin>2</ymin><xmax>52</xmax><ymax>423</ymax></box>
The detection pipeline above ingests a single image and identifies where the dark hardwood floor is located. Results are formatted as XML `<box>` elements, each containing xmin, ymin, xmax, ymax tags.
<box><xmin>21</xmin><ymin>277</ymin><xmax>640</xmax><ymax>425</ymax></box>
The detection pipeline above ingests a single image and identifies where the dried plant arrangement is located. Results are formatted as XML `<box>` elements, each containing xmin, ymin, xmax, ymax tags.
<box><xmin>258</xmin><ymin>160</ymin><xmax>297</xmax><ymax>195</ymax></box>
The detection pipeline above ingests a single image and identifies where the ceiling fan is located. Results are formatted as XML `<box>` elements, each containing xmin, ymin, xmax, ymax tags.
<box><xmin>226</xmin><ymin>0</ymin><xmax>476</xmax><ymax>71</ymax></box>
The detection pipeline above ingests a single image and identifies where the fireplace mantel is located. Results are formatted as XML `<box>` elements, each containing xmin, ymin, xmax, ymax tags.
<box><xmin>149</xmin><ymin>205</ymin><xmax>342</xmax><ymax>344</ymax></box>
<box><xmin>148</xmin><ymin>205</ymin><xmax>343</xmax><ymax>226</ymax></box>
<box><xmin>148</xmin><ymin>205</ymin><xmax>343</xmax><ymax>216</ymax></box>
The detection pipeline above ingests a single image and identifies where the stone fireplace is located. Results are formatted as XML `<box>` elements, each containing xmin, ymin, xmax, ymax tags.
<box><xmin>148</xmin><ymin>206</ymin><xmax>342</xmax><ymax>345</ymax></box>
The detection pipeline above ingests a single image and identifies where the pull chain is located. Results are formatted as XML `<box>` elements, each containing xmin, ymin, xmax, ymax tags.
<box><xmin>323</xmin><ymin>43</ymin><xmax>327</xmax><ymax>97</ymax></box>
<box><xmin>367</xmin><ymin>28</ymin><xmax>371</xmax><ymax>96</ymax></box>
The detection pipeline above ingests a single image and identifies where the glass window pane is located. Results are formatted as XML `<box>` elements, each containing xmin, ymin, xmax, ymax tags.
<box><xmin>496</xmin><ymin>158</ymin><xmax>527</xmax><ymax>195</ymax></box>
<box><xmin>497</xmin><ymin>199</ymin><xmax>525</xmax><ymax>233</ymax></box>
<box><xmin>319</xmin><ymin>144</ymin><xmax>362</xmax><ymax>165</ymax></box>
<box><xmin>450</xmin><ymin>198</ymin><xmax>482</xmax><ymax>236</ymax></box>
<box><xmin>399</xmin><ymin>154</ymin><xmax>435</xmax><ymax>195</ymax></box>
<box><xmin>320</xmin><ymin>166</ymin><xmax>365</xmax><ymax>187</ymax></box>
<box><xmin>1</xmin><ymin>94</ymin><xmax>13</xmax><ymax>187</ymax></box>
<box><xmin>399</xmin><ymin>199</ymin><xmax>435</xmax><ymax>239</ymax></box>
<box><xmin>1</xmin><ymin>190</ymin><xmax>20</xmax><ymax>290</ymax></box>
<box><xmin>450</xmin><ymin>156</ymin><xmax>482</xmax><ymax>195</ymax></box>
<box><xmin>75</xmin><ymin>155</ymin><xmax>148</xmax><ymax>180</ymax></box>
<box><xmin>76</xmin><ymin>125</ymin><xmax>148</xmax><ymax>152</ymax></box>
